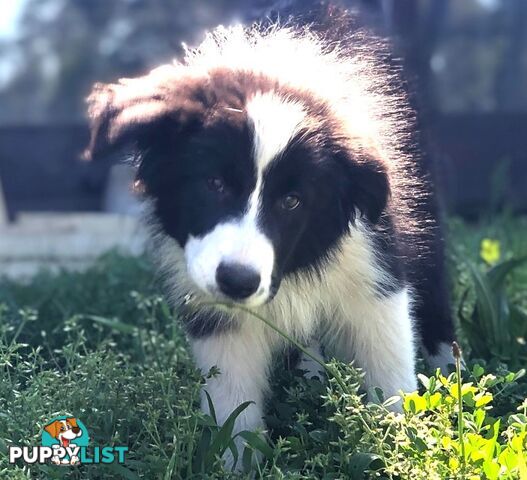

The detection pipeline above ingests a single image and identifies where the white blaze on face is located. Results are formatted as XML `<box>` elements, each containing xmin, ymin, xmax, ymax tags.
<box><xmin>246</xmin><ymin>91</ymin><xmax>307</xmax><ymax>172</ymax></box>
<box><xmin>184</xmin><ymin>92</ymin><xmax>307</xmax><ymax>306</ymax></box>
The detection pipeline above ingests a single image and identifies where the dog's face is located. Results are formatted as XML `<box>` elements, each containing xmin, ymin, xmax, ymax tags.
<box><xmin>44</xmin><ymin>418</ymin><xmax>81</xmax><ymax>447</ymax></box>
<box><xmin>86</xmin><ymin>68</ymin><xmax>389</xmax><ymax>307</ymax></box>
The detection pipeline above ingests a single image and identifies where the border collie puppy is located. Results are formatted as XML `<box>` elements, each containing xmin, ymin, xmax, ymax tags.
<box><xmin>85</xmin><ymin>16</ymin><xmax>455</xmax><ymax>461</ymax></box>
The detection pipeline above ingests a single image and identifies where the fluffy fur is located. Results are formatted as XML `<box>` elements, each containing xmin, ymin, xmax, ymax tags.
<box><xmin>85</xmin><ymin>17</ymin><xmax>455</xmax><ymax>467</ymax></box>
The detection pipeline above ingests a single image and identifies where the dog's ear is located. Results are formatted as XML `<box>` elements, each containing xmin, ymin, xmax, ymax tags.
<box><xmin>84</xmin><ymin>65</ymin><xmax>204</xmax><ymax>160</ymax></box>
<box><xmin>66</xmin><ymin>418</ymin><xmax>78</xmax><ymax>428</ymax></box>
<box><xmin>44</xmin><ymin>421</ymin><xmax>61</xmax><ymax>439</ymax></box>
<box><xmin>338</xmin><ymin>150</ymin><xmax>390</xmax><ymax>224</ymax></box>
<box><xmin>350</xmin><ymin>159</ymin><xmax>390</xmax><ymax>223</ymax></box>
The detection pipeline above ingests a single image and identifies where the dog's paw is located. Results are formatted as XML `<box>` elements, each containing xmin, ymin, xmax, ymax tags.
<box><xmin>70</xmin><ymin>455</ymin><xmax>80</xmax><ymax>465</ymax></box>
<box><xmin>51</xmin><ymin>456</ymin><xmax>61</xmax><ymax>465</ymax></box>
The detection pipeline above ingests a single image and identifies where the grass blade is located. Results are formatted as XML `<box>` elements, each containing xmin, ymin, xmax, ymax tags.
<box><xmin>204</xmin><ymin>401</ymin><xmax>253</xmax><ymax>468</ymax></box>
<box><xmin>469</xmin><ymin>264</ymin><xmax>500</xmax><ymax>346</ymax></box>
<box><xmin>204</xmin><ymin>390</ymin><xmax>217</xmax><ymax>424</ymax></box>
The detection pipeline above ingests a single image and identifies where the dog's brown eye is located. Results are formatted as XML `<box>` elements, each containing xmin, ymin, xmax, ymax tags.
<box><xmin>281</xmin><ymin>194</ymin><xmax>301</xmax><ymax>211</ymax></box>
<box><xmin>207</xmin><ymin>177</ymin><xmax>225</xmax><ymax>194</ymax></box>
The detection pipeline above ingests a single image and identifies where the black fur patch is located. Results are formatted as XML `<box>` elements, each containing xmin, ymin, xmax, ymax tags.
<box><xmin>180</xmin><ymin>305</ymin><xmax>238</xmax><ymax>338</ymax></box>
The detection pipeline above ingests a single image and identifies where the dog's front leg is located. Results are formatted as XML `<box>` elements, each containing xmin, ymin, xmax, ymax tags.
<box><xmin>190</xmin><ymin>322</ymin><xmax>272</xmax><ymax>468</ymax></box>
<box><xmin>329</xmin><ymin>288</ymin><xmax>417</xmax><ymax>409</ymax></box>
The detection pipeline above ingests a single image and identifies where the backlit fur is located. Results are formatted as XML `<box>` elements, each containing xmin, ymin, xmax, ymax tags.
<box><xmin>85</xmin><ymin>19</ymin><xmax>456</xmax><ymax>468</ymax></box>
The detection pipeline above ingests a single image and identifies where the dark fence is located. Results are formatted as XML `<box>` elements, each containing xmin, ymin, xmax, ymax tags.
<box><xmin>0</xmin><ymin>125</ymin><xmax>109</xmax><ymax>220</ymax></box>
<box><xmin>0</xmin><ymin>115</ymin><xmax>526</xmax><ymax>220</ymax></box>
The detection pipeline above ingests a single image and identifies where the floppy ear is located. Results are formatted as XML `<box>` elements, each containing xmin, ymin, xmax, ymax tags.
<box><xmin>349</xmin><ymin>159</ymin><xmax>390</xmax><ymax>223</ymax></box>
<box><xmin>84</xmin><ymin>64</ymin><xmax>203</xmax><ymax>160</ymax></box>
<box><xmin>66</xmin><ymin>418</ymin><xmax>78</xmax><ymax>428</ymax></box>
<box><xmin>337</xmin><ymin>149</ymin><xmax>390</xmax><ymax>224</ymax></box>
<box><xmin>44</xmin><ymin>421</ymin><xmax>61</xmax><ymax>439</ymax></box>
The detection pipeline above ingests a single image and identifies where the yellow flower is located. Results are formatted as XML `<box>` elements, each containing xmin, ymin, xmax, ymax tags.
<box><xmin>480</xmin><ymin>238</ymin><xmax>501</xmax><ymax>265</ymax></box>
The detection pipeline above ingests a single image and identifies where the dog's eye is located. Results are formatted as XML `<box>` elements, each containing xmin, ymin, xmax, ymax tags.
<box><xmin>207</xmin><ymin>176</ymin><xmax>225</xmax><ymax>194</ymax></box>
<box><xmin>281</xmin><ymin>194</ymin><xmax>301</xmax><ymax>211</ymax></box>
<box><xmin>60</xmin><ymin>426</ymin><xmax>65</xmax><ymax>431</ymax></box>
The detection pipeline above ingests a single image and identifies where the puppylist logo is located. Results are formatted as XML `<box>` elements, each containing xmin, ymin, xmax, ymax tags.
<box><xmin>8</xmin><ymin>416</ymin><xmax>128</xmax><ymax>466</ymax></box>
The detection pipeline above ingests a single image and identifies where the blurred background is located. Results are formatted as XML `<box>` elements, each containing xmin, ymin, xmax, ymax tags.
<box><xmin>0</xmin><ymin>0</ymin><xmax>526</xmax><ymax>277</ymax></box>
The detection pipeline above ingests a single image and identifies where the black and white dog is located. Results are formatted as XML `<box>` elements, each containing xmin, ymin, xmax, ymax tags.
<box><xmin>85</xmin><ymin>14</ymin><xmax>454</xmax><ymax>459</ymax></box>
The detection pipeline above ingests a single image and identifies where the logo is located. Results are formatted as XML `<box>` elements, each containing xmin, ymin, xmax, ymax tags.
<box><xmin>41</xmin><ymin>416</ymin><xmax>89</xmax><ymax>465</ymax></box>
<box><xmin>8</xmin><ymin>416</ymin><xmax>128</xmax><ymax>466</ymax></box>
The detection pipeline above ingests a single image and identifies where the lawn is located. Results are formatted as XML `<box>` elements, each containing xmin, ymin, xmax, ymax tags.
<box><xmin>0</xmin><ymin>215</ymin><xmax>526</xmax><ymax>479</ymax></box>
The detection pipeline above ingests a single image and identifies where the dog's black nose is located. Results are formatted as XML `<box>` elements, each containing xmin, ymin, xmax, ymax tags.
<box><xmin>216</xmin><ymin>262</ymin><xmax>261</xmax><ymax>300</ymax></box>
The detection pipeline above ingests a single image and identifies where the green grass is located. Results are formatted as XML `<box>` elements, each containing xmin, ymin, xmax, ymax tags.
<box><xmin>0</xmin><ymin>216</ymin><xmax>526</xmax><ymax>479</ymax></box>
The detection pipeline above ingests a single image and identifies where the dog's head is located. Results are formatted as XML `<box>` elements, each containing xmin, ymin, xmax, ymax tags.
<box><xmin>85</xmin><ymin>28</ymin><xmax>392</xmax><ymax>308</ymax></box>
<box><xmin>44</xmin><ymin>418</ymin><xmax>82</xmax><ymax>447</ymax></box>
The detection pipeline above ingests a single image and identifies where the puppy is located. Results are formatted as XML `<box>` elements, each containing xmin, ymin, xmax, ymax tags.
<box><xmin>44</xmin><ymin>417</ymin><xmax>81</xmax><ymax>465</ymax></box>
<box><xmin>85</xmin><ymin>15</ymin><xmax>455</xmax><ymax>464</ymax></box>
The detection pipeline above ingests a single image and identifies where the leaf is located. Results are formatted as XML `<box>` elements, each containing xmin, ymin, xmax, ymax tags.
<box><xmin>474</xmin><ymin>408</ymin><xmax>486</xmax><ymax>431</ymax></box>
<box><xmin>482</xmin><ymin>419</ymin><xmax>500</xmax><ymax>465</ymax></box>
<box><xmin>193</xmin><ymin>427</ymin><xmax>212</xmax><ymax>472</ymax></box>
<box><xmin>368</xmin><ymin>386</ymin><xmax>383</xmax><ymax>404</ymax></box>
<box><xmin>413</xmin><ymin>436</ymin><xmax>429</xmax><ymax>453</ymax></box>
<box><xmin>348</xmin><ymin>452</ymin><xmax>383</xmax><ymax>475</ymax></box>
<box><xmin>163</xmin><ymin>446</ymin><xmax>178</xmax><ymax>480</ymax></box>
<box><xmin>236</xmin><ymin>430</ymin><xmax>274</xmax><ymax>458</ymax></box>
<box><xmin>242</xmin><ymin>444</ymin><xmax>254</xmax><ymax>472</ymax></box>
<box><xmin>204</xmin><ymin>390</ymin><xmax>217</xmax><ymax>424</ymax></box>
<box><xmin>517</xmin><ymin>446</ymin><xmax>527</xmax><ymax>479</ymax></box>
<box><xmin>428</xmin><ymin>392</ymin><xmax>442</xmax><ymax>409</ymax></box>
<box><xmin>417</xmin><ymin>373</ymin><xmax>430</xmax><ymax>390</ymax></box>
<box><xmin>383</xmin><ymin>395</ymin><xmax>402</xmax><ymax>409</ymax></box>
<box><xmin>482</xmin><ymin>459</ymin><xmax>500</xmax><ymax>480</ymax></box>
<box><xmin>404</xmin><ymin>392</ymin><xmax>427</xmax><ymax>413</ymax></box>
<box><xmin>196</xmin><ymin>415</ymin><xmax>218</xmax><ymax>428</ymax></box>
<box><xmin>487</xmin><ymin>256</ymin><xmax>527</xmax><ymax>291</ymax></box>
<box><xmin>475</xmin><ymin>393</ymin><xmax>493</xmax><ymax>407</ymax></box>
<box><xmin>469</xmin><ymin>264</ymin><xmax>501</xmax><ymax>348</ymax></box>
<box><xmin>472</xmin><ymin>364</ymin><xmax>485</xmax><ymax>378</ymax></box>
<box><xmin>449</xmin><ymin>382</ymin><xmax>477</xmax><ymax>400</ymax></box>
<box><xmin>204</xmin><ymin>401</ymin><xmax>253</xmax><ymax>467</ymax></box>
<box><xmin>227</xmin><ymin>440</ymin><xmax>240</xmax><ymax>471</ymax></box>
